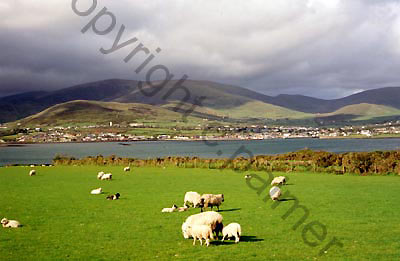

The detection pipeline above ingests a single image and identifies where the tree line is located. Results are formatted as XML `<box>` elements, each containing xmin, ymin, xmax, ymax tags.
<box><xmin>53</xmin><ymin>149</ymin><xmax>400</xmax><ymax>175</ymax></box>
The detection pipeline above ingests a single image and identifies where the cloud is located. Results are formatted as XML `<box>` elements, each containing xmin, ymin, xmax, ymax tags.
<box><xmin>0</xmin><ymin>0</ymin><xmax>400</xmax><ymax>98</ymax></box>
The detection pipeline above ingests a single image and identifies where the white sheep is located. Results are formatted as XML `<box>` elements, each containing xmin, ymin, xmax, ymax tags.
<box><xmin>30</xmin><ymin>165</ymin><xmax>35</xmax><ymax>168</ymax></box>
<box><xmin>271</xmin><ymin>176</ymin><xmax>286</xmax><ymax>186</ymax></box>
<box><xmin>29</xmin><ymin>170</ymin><xmax>36</xmax><ymax>176</ymax></box>
<box><xmin>100</xmin><ymin>173</ymin><xmax>112</xmax><ymax>180</ymax></box>
<box><xmin>97</xmin><ymin>171</ymin><xmax>105</xmax><ymax>179</ymax></box>
<box><xmin>244</xmin><ymin>174</ymin><xmax>252</xmax><ymax>179</ymax></box>
<box><xmin>186</xmin><ymin>224</ymin><xmax>214</xmax><ymax>246</ymax></box>
<box><xmin>184</xmin><ymin>191</ymin><xmax>201</xmax><ymax>208</ymax></box>
<box><xmin>200</xmin><ymin>194</ymin><xmax>224</xmax><ymax>212</ymax></box>
<box><xmin>222</xmin><ymin>223</ymin><xmax>241</xmax><ymax>243</ymax></box>
<box><xmin>161</xmin><ymin>204</ymin><xmax>178</xmax><ymax>213</ymax></box>
<box><xmin>124</xmin><ymin>167</ymin><xmax>130</xmax><ymax>172</ymax></box>
<box><xmin>90</xmin><ymin>188</ymin><xmax>102</xmax><ymax>194</ymax></box>
<box><xmin>1</xmin><ymin>218</ymin><xmax>21</xmax><ymax>228</ymax></box>
<box><xmin>182</xmin><ymin>211</ymin><xmax>223</xmax><ymax>239</ymax></box>
<box><xmin>269</xmin><ymin>186</ymin><xmax>282</xmax><ymax>201</ymax></box>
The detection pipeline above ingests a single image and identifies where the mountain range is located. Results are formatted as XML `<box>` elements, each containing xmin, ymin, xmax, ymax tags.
<box><xmin>1</xmin><ymin>79</ymin><xmax>400</xmax><ymax>125</ymax></box>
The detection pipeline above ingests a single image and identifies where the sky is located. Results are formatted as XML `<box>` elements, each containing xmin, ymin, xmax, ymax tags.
<box><xmin>1</xmin><ymin>0</ymin><xmax>400</xmax><ymax>99</ymax></box>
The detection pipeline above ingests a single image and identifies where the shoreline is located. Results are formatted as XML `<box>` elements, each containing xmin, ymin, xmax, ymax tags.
<box><xmin>2</xmin><ymin>136</ymin><xmax>400</xmax><ymax>146</ymax></box>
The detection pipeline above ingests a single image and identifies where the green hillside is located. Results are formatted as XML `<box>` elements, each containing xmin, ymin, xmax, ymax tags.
<box><xmin>215</xmin><ymin>101</ymin><xmax>312</xmax><ymax>120</ymax></box>
<box><xmin>318</xmin><ymin>103</ymin><xmax>400</xmax><ymax>121</ymax></box>
<box><xmin>17</xmin><ymin>100</ymin><xmax>202</xmax><ymax>126</ymax></box>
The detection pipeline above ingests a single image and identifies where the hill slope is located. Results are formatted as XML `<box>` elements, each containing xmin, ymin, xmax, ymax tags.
<box><xmin>17</xmin><ymin>100</ymin><xmax>196</xmax><ymax>126</ymax></box>
<box><xmin>317</xmin><ymin>103</ymin><xmax>400</xmax><ymax>122</ymax></box>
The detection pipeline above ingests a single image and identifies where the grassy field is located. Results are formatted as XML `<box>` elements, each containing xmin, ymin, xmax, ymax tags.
<box><xmin>0</xmin><ymin>166</ymin><xmax>399</xmax><ymax>260</ymax></box>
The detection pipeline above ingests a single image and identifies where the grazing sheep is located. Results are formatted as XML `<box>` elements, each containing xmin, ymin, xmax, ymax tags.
<box><xmin>30</xmin><ymin>165</ymin><xmax>35</xmax><ymax>168</ymax></box>
<box><xmin>269</xmin><ymin>186</ymin><xmax>282</xmax><ymax>201</ymax></box>
<box><xmin>271</xmin><ymin>176</ymin><xmax>286</xmax><ymax>186</ymax></box>
<box><xmin>182</xmin><ymin>211</ymin><xmax>223</xmax><ymax>239</ymax></box>
<box><xmin>124</xmin><ymin>167</ymin><xmax>130</xmax><ymax>172</ymax></box>
<box><xmin>178</xmin><ymin>206</ymin><xmax>189</xmax><ymax>212</ymax></box>
<box><xmin>161</xmin><ymin>204</ymin><xmax>178</xmax><ymax>213</ymax></box>
<box><xmin>100</xmin><ymin>173</ymin><xmax>112</xmax><ymax>180</ymax></box>
<box><xmin>29</xmin><ymin>170</ymin><xmax>36</xmax><ymax>176</ymax></box>
<box><xmin>186</xmin><ymin>224</ymin><xmax>214</xmax><ymax>246</ymax></box>
<box><xmin>90</xmin><ymin>188</ymin><xmax>102</xmax><ymax>195</ymax></box>
<box><xmin>1</xmin><ymin>218</ymin><xmax>21</xmax><ymax>228</ymax></box>
<box><xmin>200</xmin><ymin>194</ymin><xmax>224</xmax><ymax>212</ymax></box>
<box><xmin>244</xmin><ymin>174</ymin><xmax>252</xmax><ymax>179</ymax></box>
<box><xmin>97</xmin><ymin>171</ymin><xmax>105</xmax><ymax>179</ymax></box>
<box><xmin>184</xmin><ymin>191</ymin><xmax>202</xmax><ymax>208</ymax></box>
<box><xmin>222</xmin><ymin>223</ymin><xmax>241</xmax><ymax>243</ymax></box>
<box><xmin>106</xmin><ymin>193</ymin><xmax>120</xmax><ymax>200</ymax></box>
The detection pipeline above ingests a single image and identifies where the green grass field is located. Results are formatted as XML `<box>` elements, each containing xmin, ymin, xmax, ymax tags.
<box><xmin>0</xmin><ymin>166</ymin><xmax>399</xmax><ymax>260</ymax></box>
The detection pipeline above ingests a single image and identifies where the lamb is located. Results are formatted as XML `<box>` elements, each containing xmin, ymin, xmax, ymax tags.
<box><xmin>161</xmin><ymin>204</ymin><xmax>178</xmax><ymax>213</ymax></box>
<box><xmin>100</xmin><ymin>173</ymin><xmax>112</xmax><ymax>180</ymax></box>
<box><xmin>184</xmin><ymin>191</ymin><xmax>201</xmax><ymax>208</ymax></box>
<box><xmin>124</xmin><ymin>166</ymin><xmax>130</xmax><ymax>172</ymax></box>
<box><xmin>200</xmin><ymin>194</ymin><xmax>224</xmax><ymax>212</ymax></box>
<box><xmin>97</xmin><ymin>171</ymin><xmax>105</xmax><ymax>179</ymax></box>
<box><xmin>178</xmin><ymin>206</ymin><xmax>189</xmax><ymax>212</ymax></box>
<box><xmin>269</xmin><ymin>186</ymin><xmax>282</xmax><ymax>201</ymax></box>
<box><xmin>186</xmin><ymin>224</ymin><xmax>214</xmax><ymax>246</ymax></box>
<box><xmin>222</xmin><ymin>223</ymin><xmax>241</xmax><ymax>243</ymax></box>
<box><xmin>271</xmin><ymin>176</ymin><xmax>286</xmax><ymax>186</ymax></box>
<box><xmin>1</xmin><ymin>218</ymin><xmax>21</xmax><ymax>228</ymax></box>
<box><xmin>29</xmin><ymin>170</ymin><xmax>36</xmax><ymax>176</ymax></box>
<box><xmin>182</xmin><ymin>211</ymin><xmax>223</xmax><ymax>239</ymax></box>
<box><xmin>244</xmin><ymin>174</ymin><xmax>252</xmax><ymax>179</ymax></box>
<box><xmin>106</xmin><ymin>193</ymin><xmax>120</xmax><ymax>200</ymax></box>
<box><xmin>90</xmin><ymin>188</ymin><xmax>102</xmax><ymax>194</ymax></box>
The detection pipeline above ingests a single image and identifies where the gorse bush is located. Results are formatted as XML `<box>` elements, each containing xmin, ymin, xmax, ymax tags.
<box><xmin>53</xmin><ymin>149</ymin><xmax>400</xmax><ymax>175</ymax></box>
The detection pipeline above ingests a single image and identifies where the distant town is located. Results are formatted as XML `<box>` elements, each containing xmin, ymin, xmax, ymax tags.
<box><xmin>1</xmin><ymin>120</ymin><xmax>400</xmax><ymax>144</ymax></box>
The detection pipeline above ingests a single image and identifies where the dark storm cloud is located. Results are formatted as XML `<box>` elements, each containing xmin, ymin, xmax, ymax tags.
<box><xmin>1</xmin><ymin>0</ymin><xmax>400</xmax><ymax>98</ymax></box>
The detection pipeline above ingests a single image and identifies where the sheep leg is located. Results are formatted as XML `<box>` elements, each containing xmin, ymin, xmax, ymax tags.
<box><xmin>193</xmin><ymin>238</ymin><xmax>196</xmax><ymax>246</ymax></box>
<box><xmin>199</xmin><ymin>238</ymin><xmax>203</xmax><ymax>246</ymax></box>
<box><xmin>221</xmin><ymin>235</ymin><xmax>225</xmax><ymax>242</ymax></box>
<box><xmin>206</xmin><ymin>239</ymin><xmax>210</xmax><ymax>247</ymax></box>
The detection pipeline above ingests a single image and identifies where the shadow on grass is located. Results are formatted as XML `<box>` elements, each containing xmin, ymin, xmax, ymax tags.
<box><xmin>278</xmin><ymin>198</ymin><xmax>296</xmax><ymax>202</ymax></box>
<box><xmin>213</xmin><ymin>235</ymin><xmax>263</xmax><ymax>245</ymax></box>
<box><xmin>218</xmin><ymin>208</ymin><xmax>241</xmax><ymax>212</ymax></box>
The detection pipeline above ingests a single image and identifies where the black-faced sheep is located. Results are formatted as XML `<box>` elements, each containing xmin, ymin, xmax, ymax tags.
<box><xmin>124</xmin><ymin>167</ymin><xmax>130</xmax><ymax>172</ymax></box>
<box><xmin>271</xmin><ymin>176</ymin><xmax>286</xmax><ymax>186</ymax></box>
<box><xmin>162</xmin><ymin>204</ymin><xmax>178</xmax><ymax>213</ymax></box>
<box><xmin>29</xmin><ymin>170</ymin><xmax>36</xmax><ymax>176</ymax></box>
<box><xmin>1</xmin><ymin>218</ymin><xmax>21</xmax><ymax>228</ymax></box>
<box><xmin>106</xmin><ymin>193</ymin><xmax>120</xmax><ymax>200</ymax></box>
<box><xmin>222</xmin><ymin>223</ymin><xmax>241</xmax><ymax>243</ymax></box>
<box><xmin>200</xmin><ymin>194</ymin><xmax>224</xmax><ymax>212</ymax></box>
<box><xmin>100</xmin><ymin>173</ymin><xmax>112</xmax><ymax>180</ymax></box>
